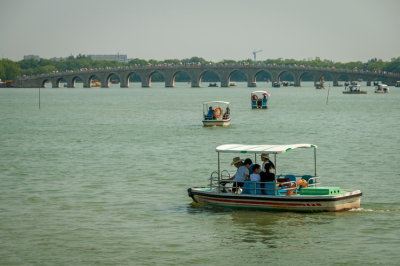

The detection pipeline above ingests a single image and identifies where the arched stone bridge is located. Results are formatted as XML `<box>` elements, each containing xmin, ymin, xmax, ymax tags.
<box><xmin>16</xmin><ymin>64</ymin><xmax>399</xmax><ymax>88</ymax></box>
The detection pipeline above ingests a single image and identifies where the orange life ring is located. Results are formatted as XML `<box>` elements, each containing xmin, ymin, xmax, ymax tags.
<box><xmin>214</xmin><ymin>107</ymin><xmax>222</xmax><ymax>119</ymax></box>
<box><xmin>251</xmin><ymin>94</ymin><xmax>258</xmax><ymax>102</ymax></box>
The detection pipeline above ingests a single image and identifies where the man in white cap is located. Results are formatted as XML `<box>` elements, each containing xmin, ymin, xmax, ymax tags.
<box><xmin>226</xmin><ymin>157</ymin><xmax>249</xmax><ymax>193</ymax></box>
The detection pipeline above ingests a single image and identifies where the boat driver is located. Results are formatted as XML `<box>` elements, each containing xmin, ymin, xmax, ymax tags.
<box><xmin>226</xmin><ymin>157</ymin><xmax>249</xmax><ymax>193</ymax></box>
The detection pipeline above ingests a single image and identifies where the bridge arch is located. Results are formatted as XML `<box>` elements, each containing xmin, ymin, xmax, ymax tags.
<box><xmin>55</xmin><ymin>77</ymin><xmax>67</xmax><ymax>88</ymax></box>
<box><xmin>315</xmin><ymin>72</ymin><xmax>335</xmax><ymax>86</ymax></box>
<box><xmin>105</xmin><ymin>72</ymin><xmax>121</xmax><ymax>87</ymax></box>
<box><xmin>125</xmin><ymin>72</ymin><xmax>142</xmax><ymax>88</ymax></box>
<box><xmin>71</xmin><ymin>76</ymin><xmax>84</xmax><ymax>88</ymax></box>
<box><xmin>41</xmin><ymin>79</ymin><xmax>52</xmax><ymax>88</ymax></box>
<box><xmin>228</xmin><ymin>70</ymin><xmax>248</xmax><ymax>84</ymax></box>
<box><xmin>252</xmin><ymin>70</ymin><xmax>273</xmax><ymax>87</ymax></box>
<box><xmin>199</xmin><ymin>70</ymin><xmax>221</xmax><ymax>87</ymax></box>
<box><xmin>298</xmin><ymin>71</ymin><xmax>315</xmax><ymax>86</ymax></box>
<box><xmin>171</xmin><ymin>70</ymin><xmax>191</xmax><ymax>87</ymax></box>
<box><xmin>255</xmin><ymin>70</ymin><xmax>273</xmax><ymax>82</ymax></box>
<box><xmin>148</xmin><ymin>70</ymin><xmax>166</xmax><ymax>87</ymax></box>
<box><xmin>277</xmin><ymin>70</ymin><xmax>295</xmax><ymax>84</ymax></box>
<box><xmin>88</xmin><ymin>74</ymin><xmax>103</xmax><ymax>88</ymax></box>
<box><xmin>338</xmin><ymin>73</ymin><xmax>350</xmax><ymax>82</ymax></box>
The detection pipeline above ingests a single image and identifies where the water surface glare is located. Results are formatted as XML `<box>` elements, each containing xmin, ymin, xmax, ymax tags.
<box><xmin>1</xmin><ymin>83</ymin><xmax>399</xmax><ymax>265</ymax></box>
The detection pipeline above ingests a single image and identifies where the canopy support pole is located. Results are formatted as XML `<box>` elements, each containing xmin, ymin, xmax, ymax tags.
<box><xmin>274</xmin><ymin>154</ymin><xmax>277</xmax><ymax>174</ymax></box>
<box><xmin>254</xmin><ymin>153</ymin><xmax>257</xmax><ymax>164</ymax></box>
<box><xmin>314</xmin><ymin>147</ymin><xmax>317</xmax><ymax>178</ymax></box>
<box><xmin>218</xmin><ymin>152</ymin><xmax>221</xmax><ymax>193</ymax></box>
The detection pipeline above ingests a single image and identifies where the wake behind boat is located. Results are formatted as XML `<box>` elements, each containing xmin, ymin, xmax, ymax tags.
<box><xmin>188</xmin><ymin>144</ymin><xmax>362</xmax><ymax>212</ymax></box>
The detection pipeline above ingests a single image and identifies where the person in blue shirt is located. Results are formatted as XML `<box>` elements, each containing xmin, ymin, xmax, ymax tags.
<box><xmin>223</xmin><ymin>157</ymin><xmax>249</xmax><ymax>193</ymax></box>
<box><xmin>206</xmin><ymin>106</ymin><xmax>214</xmax><ymax>120</ymax></box>
<box><xmin>262</xmin><ymin>94</ymin><xmax>268</xmax><ymax>107</ymax></box>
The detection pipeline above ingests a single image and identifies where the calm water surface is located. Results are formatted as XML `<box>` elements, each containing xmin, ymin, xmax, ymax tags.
<box><xmin>1</xmin><ymin>83</ymin><xmax>399</xmax><ymax>265</ymax></box>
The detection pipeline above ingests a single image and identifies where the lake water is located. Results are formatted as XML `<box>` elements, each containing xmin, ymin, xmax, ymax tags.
<box><xmin>1</xmin><ymin>82</ymin><xmax>399</xmax><ymax>265</ymax></box>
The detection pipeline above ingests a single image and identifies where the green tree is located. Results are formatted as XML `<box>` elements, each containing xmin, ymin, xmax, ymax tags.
<box><xmin>0</xmin><ymin>64</ymin><xmax>5</xmax><ymax>80</ymax></box>
<box><xmin>129</xmin><ymin>58</ymin><xmax>148</xmax><ymax>66</ymax></box>
<box><xmin>181</xmin><ymin>57</ymin><xmax>208</xmax><ymax>64</ymax></box>
<box><xmin>0</xmin><ymin>59</ymin><xmax>20</xmax><ymax>80</ymax></box>
<box><xmin>383</xmin><ymin>57</ymin><xmax>400</xmax><ymax>73</ymax></box>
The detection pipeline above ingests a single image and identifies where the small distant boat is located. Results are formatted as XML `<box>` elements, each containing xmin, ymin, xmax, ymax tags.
<box><xmin>202</xmin><ymin>101</ymin><xmax>231</xmax><ymax>127</ymax></box>
<box><xmin>395</xmin><ymin>81</ymin><xmax>400</xmax><ymax>88</ymax></box>
<box><xmin>343</xmin><ymin>83</ymin><xmax>367</xmax><ymax>94</ymax></box>
<box><xmin>374</xmin><ymin>84</ymin><xmax>389</xmax><ymax>93</ymax></box>
<box><xmin>281</xmin><ymin>81</ymin><xmax>293</xmax><ymax>87</ymax></box>
<box><xmin>0</xmin><ymin>79</ymin><xmax>14</xmax><ymax>88</ymax></box>
<box><xmin>208</xmin><ymin>83</ymin><xmax>218</xmax><ymax>87</ymax></box>
<box><xmin>251</xmin><ymin>90</ymin><xmax>270</xmax><ymax>109</ymax></box>
<box><xmin>188</xmin><ymin>143</ymin><xmax>362</xmax><ymax>212</ymax></box>
<box><xmin>315</xmin><ymin>77</ymin><xmax>325</xmax><ymax>89</ymax></box>
<box><xmin>229</xmin><ymin>82</ymin><xmax>237</xmax><ymax>87</ymax></box>
<box><xmin>248</xmin><ymin>82</ymin><xmax>257</xmax><ymax>87</ymax></box>
<box><xmin>91</xmin><ymin>81</ymin><xmax>101</xmax><ymax>87</ymax></box>
<box><xmin>272</xmin><ymin>82</ymin><xmax>281</xmax><ymax>88</ymax></box>
<box><xmin>110</xmin><ymin>79</ymin><xmax>120</xmax><ymax>84</ymax></box>
<box><xmin>315</xmin><ymin>82</ymin><xmax>325</xmax><ymax>89</ymax></box>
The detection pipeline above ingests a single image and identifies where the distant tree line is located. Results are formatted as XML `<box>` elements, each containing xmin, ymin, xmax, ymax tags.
<box><xmin>1</xmin><ymin>55</ymin><xmax>399</xmax><ymax>82</ymax></box>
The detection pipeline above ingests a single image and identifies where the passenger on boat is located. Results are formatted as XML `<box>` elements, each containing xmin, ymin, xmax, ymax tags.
<box><xmin>249</xmin><ymin>164</ymin><xmax>261</xmax><ymax>182</ymax></box>
<box><xmin>261</xmin><ymin>153</ymin><xmax>275</xmax><ymax>174</ymax></box>
<box><xmin>222</xmin><ymin>106</ymin><xmax>230</xmax><ymax>119</ymax></box>
<box><xmin>260</xmin><ymin>155</ymin><xmax>276</xmax><ymax>195</ymax></box>
<box><xmin>206</xmin><ymin>106</ymin><xmax>214</xmax><ymax>120</ymax></box>
<box><xmin>257</xmin><ymin>98</ymin><xmax>262</xmax><ymax>108</ymax></box>
<box><xmin>244</xmin><ymin>158</ymin><xmax>254</xmax><ymax>174</ymax></box>
<box><xmin>242</xmin><ymin>164</ymin><xmax>261</xmax><ymax>195</ymax></box>
<box><xmin>262</xmin><ymin>94</ymin><xmax>268</xmax><ymax>106</ymax></box>
<box><xmin>227</xmin><ymin>157</ymin><xmax>249</xmax><ymax>193</ymax></box>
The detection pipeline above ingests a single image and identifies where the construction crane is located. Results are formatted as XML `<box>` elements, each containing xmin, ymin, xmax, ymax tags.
<box><xmin>252</xmin><ymin>50</ymin><xmax>263</xmax><ymax>61</ymax></box>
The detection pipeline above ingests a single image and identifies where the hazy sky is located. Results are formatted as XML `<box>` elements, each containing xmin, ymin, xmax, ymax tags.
<box><xmin>1</xmin><ymin>0</ymin><xmax>399</xmax><ymax>62</ymax></box>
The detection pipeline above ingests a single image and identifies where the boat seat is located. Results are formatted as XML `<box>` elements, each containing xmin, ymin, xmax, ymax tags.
<box><xmin>284</xmin><ymin>174</ymin><xmax>297</xmax><ymax>182</ymax></box>
<box><xmin>264</xmin><ymin>182</ymin><xmax>277</xmax><ymax>195</ymax></box>
<box><xmin>242</xmin><ymin>182</ymin><xmax>261</xmax><ymax>195</ymax></box>
<box><xmin>301</xmin><ymin>175</ymin><xmax>314</xmax><ymax>184</ymax></box>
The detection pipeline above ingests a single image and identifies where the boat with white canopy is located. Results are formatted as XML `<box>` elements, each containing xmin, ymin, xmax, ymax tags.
<box><xmin>374</xmin><ymin>84</ymin><xmax>389</xmax><ymax>93</ymax></box>
<box><xmin>251</xmin><ymin>91</ymin><xmax>270</xmax><ymax>109</ymax></box>
<box><xmin>202</xmin><ymin>101</ymin><xmax>231</xmax><ymax>127</ymax></box>
<box><xmin>188</xmin><ymin>143</ymin><xmax>362</xmax><ymax>212</ymax></box>
<box><xmin>343</xmin><ymin>83</ymin><xmax>367</xmax><ymax>94</ymax></box>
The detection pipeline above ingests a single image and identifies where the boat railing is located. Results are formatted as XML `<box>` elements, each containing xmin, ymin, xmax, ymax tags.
<box><xmin>209</xmin><ymin>175</ymin><xmax>320</xmax><ymax>195</ymax></box>
<box><xmin>209</xmin><ymin>170</ymin><xmax>231</xmax><ymax>189</ymax></box>
<box><xmin>213</xmin><ymin>179</ymin><xmax>294</xmax><ymax>195</ymax></box>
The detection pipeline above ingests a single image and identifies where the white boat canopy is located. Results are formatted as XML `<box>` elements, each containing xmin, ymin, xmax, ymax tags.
<box><xmin>216</xmin><ymin>144</ymin><xmax>317</xmax><ymax>154</ymax></box>
<box><xmin>251</xmin><ymin>90</ymin><xmax>268</xmax><ymax>94</ymax></box>
<box><xmin>203</xmin><ymin>101</ymin><xmax>230</xmax><ymax>105</ymax></box>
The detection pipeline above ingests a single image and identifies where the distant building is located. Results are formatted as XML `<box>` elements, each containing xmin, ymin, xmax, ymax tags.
<box><xmin>50</xmin><ymin>57</ymin><xmax>65</xmax><ymax>61</ymax></box>
<box><xmin>24</xmin><ymin>55</ymin><xmax>40</xmax><ymax>60</ymax></box>
<box><xmin>87</xmin><ymin>54</ymin><xmax>128</xmax><ymax>63</ymax></box>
